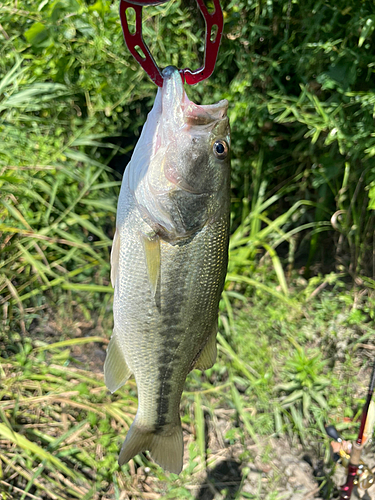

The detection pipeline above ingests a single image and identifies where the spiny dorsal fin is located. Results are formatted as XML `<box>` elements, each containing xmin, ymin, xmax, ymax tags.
<box><xmin>141</xmin><ymin>232</ymin><xmax>161</xmax><ymax>298</ymax></box>
<box><xmin>194</xmin><ymin>328</ymin><xmax>217</xmax><ymax>371</ymax></box>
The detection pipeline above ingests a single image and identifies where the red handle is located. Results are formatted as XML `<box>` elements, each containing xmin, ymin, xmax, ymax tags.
<box><xmin>183</xmin><ymin>0</ymin><xmax>223</xmax><ymax>85</ymax></box>
<box><xmin>120</xmin><ymin>1</ymin><xmax>164</xmax><ymax>86</ymax></box>
<box><xmin>119</xmin><ymin>0</ymin><xmax>224</xmax><ymax>86</ymax></box>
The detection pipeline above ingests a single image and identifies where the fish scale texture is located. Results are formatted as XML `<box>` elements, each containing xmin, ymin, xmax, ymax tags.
<box><xmin>114</xmin><ymin>175</ymin><xmax>228</xmax><ymax>428</ymax></box>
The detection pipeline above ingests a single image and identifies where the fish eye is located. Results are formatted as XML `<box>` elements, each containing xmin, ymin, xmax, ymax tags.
<box><xmin>213</xmin><ymin>140</ymin><xmax>228</xmax><ymax>159</ymax></box>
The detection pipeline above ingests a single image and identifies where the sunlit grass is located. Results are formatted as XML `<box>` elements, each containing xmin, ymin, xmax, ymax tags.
<box><xmin>1</xmin><ymin>285</ymin><xmax>374</xmax><ymax>499</ymax></box>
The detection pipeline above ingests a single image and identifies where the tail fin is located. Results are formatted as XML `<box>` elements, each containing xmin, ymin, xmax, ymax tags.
<box><xmin>118</xmin><ymin>420</ymin><xmax>183</xmax><ymax>474</ymax></box>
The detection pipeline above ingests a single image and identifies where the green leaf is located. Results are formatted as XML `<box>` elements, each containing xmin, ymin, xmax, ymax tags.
<box><xmin>261</xmin><ymin>242</ymin><xmax>289</xmax><ymax>295</ymax></box>
<box><xmin>281</xmin><ymin>390</ymin><xmax>304</xmax><ymax>406</ymax></box>
<box><xmin>230</xmin><ymin>381</ymin><xmax>258</xmax><ymax>442</ymax></box>
<box><xmin>290</xmin><ymin>405</ymin><xmax>306</xmax><ymax>443</ymax></box>
<box><xmin>1</xmin><ymin>83</ymin><xmax>67</xmax><ymax>110</ymax></box>
<box><xmin>274</xmin><ymin>407</ymin><xmax>283</xmax><ymax>434</ymax></box>
<box><xmin>0</xmin><ymin>175</ymin><xmax>23</xmax><ymax>185</ymax></box>
<box><xmin>88</xmin><ymin>0</ymin><xmax>110</xmax><ymax>16</ymax></box>
<box><xmin>226</xmin><ymin>274</ymin><xmax>298</xmax><ymax>308</ymax></box>
<box><xmin>194</xmin><ymin>393</ymin><xmax>205</xmax><ymax>463</ymax></box>
<box><xmin>274</xmin><ymin>382</ymin><xmax>300</xmax><ymax>392</ymax></box>
<box><xmin>310</xmin><ymin>391</ymin><xmax>328</xmax><ymax>409</ymax></box>
<box><xmin>359</xmin><ymin>16</ymin><xmax>375</xmax><ymax>47</ymax></box>
<box><xmin>0</xmin><ymin>59</ymin><xmax>24</xmax><ymax>95</ymax></box>
<box><xmin>61</xmin><ymin>283</ymin><xmax>113</xmax><ymax>293</ymax></box>
<box><xmin>217</xmin><ymin>332</ymin><xmax>257</xmax><ymax>382</ymax></box>
<box><xmin>24</xmin><ymin>22</ymin><xmax>49</xmax><ymax>45</ymax></box>
<box><xmin>368</xmin><ymin>184</ymin><xmax>375</xmax><ymax>210</ymax></box>
<box><xmin>302</xmin><ymin>392</ymin><xmax>311</xmax><ymax>418</ymax></box>
<box><xmin>34</xmin><ymin>336</ymin><xmax>109</xmax><ymax>352</ymax></box>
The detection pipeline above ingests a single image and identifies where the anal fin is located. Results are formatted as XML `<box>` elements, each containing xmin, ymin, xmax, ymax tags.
<box><xmin>194</xmin><ymin>328</ymin><xmax>217</xmax><ymax>371</ymax></box>
<box><xmin>141</xmin><ymin>232</ymin><xmax>160</xmax><ymax>297</ymax></box>
<box><xmin>104</xmin><ymin>332</ymin><xmax>132</xmax><ymax>393</ymax></box>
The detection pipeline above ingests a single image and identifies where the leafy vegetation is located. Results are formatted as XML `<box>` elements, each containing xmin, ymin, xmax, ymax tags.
<box><xmin>1</xmin><ymin>0</ymin><xmax>375</xmax><ymax>498</ymax></box>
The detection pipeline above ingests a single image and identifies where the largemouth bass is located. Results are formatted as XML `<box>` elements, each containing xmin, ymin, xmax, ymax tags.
<box><xmin>104</xmin><ymin>66</ymin><xmax>230</xmax><ymax>474</ymax></box>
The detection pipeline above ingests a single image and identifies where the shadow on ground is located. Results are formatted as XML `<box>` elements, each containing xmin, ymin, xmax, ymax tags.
<box><xmin>195</xmin><ymin>459</ymin><xmax>242</xmax><ymax>500</ymax></box>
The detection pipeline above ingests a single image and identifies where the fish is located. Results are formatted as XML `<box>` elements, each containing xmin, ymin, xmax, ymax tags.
<box><xmin>104</xmin><ymin>65</ymin><xmax>231</xmax><ymax>474</ymax></box>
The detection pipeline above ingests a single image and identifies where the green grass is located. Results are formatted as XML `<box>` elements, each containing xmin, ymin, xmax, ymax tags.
<box><xmin>1</xmin><ymin>280</ymin><xmax>374</xmax><ymax>499</ymax></box>
<box><xmin>0</xmin><ymin>61</ymin><xmax>120</xmax><ymax>334</ymax></box>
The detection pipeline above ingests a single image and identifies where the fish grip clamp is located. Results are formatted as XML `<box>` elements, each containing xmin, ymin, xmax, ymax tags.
<box><xmin>119</xmin><ymin>0</ymin><xmax>224</xmax><ymax>86</ymax></box>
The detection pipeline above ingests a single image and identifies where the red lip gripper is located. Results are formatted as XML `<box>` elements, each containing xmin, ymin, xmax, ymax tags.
<box><xmin>119</xmin><ymin>0</ymin><xmax>224</xmax><ymax>87</ymax></box>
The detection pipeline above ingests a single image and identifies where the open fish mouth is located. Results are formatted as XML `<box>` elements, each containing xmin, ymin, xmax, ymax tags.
<box><xmin>160</xmin><ymin>65</ymin><xmax>228</xmax><ymax>130</ymax></box>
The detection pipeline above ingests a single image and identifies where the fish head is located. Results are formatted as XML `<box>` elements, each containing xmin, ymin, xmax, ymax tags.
<box><xmin>158</xmin><ymin>66</ymin><xmax>230</xmax><ymax>197</ymax></box>
<box><xmin>129</xmin><ymin>66</ymin><xmax>230</xmax><ymax>240</ymax></box>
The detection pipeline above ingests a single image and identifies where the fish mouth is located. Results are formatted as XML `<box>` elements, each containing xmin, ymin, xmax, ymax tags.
<box><xmin>161</xmin><ymin>66</ymin><xmax>228</xmax><ymax>126</ymax></box>
<box><xmin>161</xmin><ymin>66</ymin><xmax>185</xmax><ymax>119</ymax></box>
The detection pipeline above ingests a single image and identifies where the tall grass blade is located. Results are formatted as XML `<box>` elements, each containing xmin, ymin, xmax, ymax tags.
<box><xmin>0</xmin><ymin>423</ymin><xmax>78</xmax><ymax>479</ymax></box>
<box><xmin>194</xmin><ymin>393</ymin><xmax>206</xmax><ymax>466</ymax></box>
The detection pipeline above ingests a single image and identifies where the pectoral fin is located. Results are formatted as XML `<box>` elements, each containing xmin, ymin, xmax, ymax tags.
<box><xmin>110</xmin><ymin>230</ymin><xmax>120</xmax><ymax>288</ymax></box>
<box><xmin>104</xmin><ymin>332</ymin><xmax>132</xmax><ymax>393</ymax></box>
<box><xmin>141</xmin><ymin>232</ymin><xmax>160</xmax><ymax>297</ymax></box>
<box><xmin>194</xmin><ymin>329</ymin><xmax>217</xmax><ymax>371</ymax></box>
